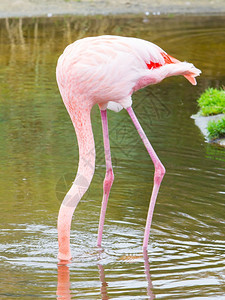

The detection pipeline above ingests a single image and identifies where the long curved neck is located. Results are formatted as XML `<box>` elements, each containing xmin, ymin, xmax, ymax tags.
<box><xmin>57</xmin><ymin>102</ymin><xmax>95</xmax><ymax>261</ymax></box>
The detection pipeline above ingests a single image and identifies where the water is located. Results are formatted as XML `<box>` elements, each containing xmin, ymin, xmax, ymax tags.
<box><xmin>0</xmin><ymin>15</ymin><xmax>225</xmax><ymax>299</ymax></box>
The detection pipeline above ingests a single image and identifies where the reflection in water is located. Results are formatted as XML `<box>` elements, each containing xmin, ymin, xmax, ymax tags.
<box><xmin>5</xmin><ymin>18</ymin><xmax>25</xmax><ymax>46</ymax></box>
<box><xmin>143</xmin><ymin>250</ymin><xmax>155</xmax><ymax>300</ymax></box>
<box><xmin>57</xmin><ymin>264</ymin><xmax>72</xmax><ymax>300</ymax></box>
<box><xmin>98</xmin><ymin>264</ymin><xmax>109</xmax><ymax>300</ymax></box>
<box><xmin>57</xmin><ymin>251</ymin><xmax>155</xmax><ymax>299</ymax></box>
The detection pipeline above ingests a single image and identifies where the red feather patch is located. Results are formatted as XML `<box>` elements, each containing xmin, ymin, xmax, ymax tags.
<box><xmin>161</xmin><ymin>52</ymin><xmax>179</xmax><ymax>64</ymax></box>
<box><xmin>146</xmin><ymin>52</ymin><xmax>178</xmax><ymax>70</ymax></box>
<box><xmin>146</xmin><ymin>61</ymin><xmax>162</xmax><ymax>70</ymax></box>
<box><xmin>161</xmin><ymin>52</ymin><xmax>173</xmax><ymax>64</ymax></box>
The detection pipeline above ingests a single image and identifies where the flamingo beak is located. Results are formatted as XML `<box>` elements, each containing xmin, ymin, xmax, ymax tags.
<box><xmin>184</xmin><ymin>75</ymin><xmax>197</xmax><ymax>85</ymax></box>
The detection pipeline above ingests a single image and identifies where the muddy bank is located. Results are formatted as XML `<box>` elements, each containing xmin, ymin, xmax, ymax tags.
<box><xmin>0</xmin><ymin>0</ymin><xmax>225</xmax><ymax>18</ymax></box>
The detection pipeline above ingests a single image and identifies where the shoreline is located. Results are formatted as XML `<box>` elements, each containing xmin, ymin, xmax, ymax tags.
<box><xmin>0</xmin><ymin>0</ymin><xmax>225</xmax><ymax>19</ymax></box>
<box><xmin>192</xmin><ymin>114</ymin><xmax>225</xmax><ymax>147</ymax></box>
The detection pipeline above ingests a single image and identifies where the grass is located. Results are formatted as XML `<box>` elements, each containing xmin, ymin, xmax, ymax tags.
<box><xmin>208</xmin><ymin>117</ymin><xmax>225</xmax><ymax>140</ymax></box>
<box><xmin>197</xmin><ymin>87</ymin><xmax>225</xmax><ymax>116</ymax></box>
<box><xmin>196</xmin><ymin>87</ymin><xmax>225</xmax><ymax>140</ymax></box>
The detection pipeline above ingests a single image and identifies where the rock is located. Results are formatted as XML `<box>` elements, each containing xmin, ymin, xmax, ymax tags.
<box><xmin>217</xmin><ymin>138</ymin><xmax>225</xmax><ymax>146</ymax></box>
<box><xmin>191</xmin><ymin>113</ymin><xmax>225</xmax><ymax>146</ymax></box>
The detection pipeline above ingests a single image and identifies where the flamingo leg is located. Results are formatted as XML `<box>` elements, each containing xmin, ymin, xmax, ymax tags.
<box><xmin>97</xmin><ymin>109</ymin><xmax>114</xmax><ymax>247</ymax></box>
<box><xmin>126</xmin><ymin>106</ymin><xmax>165</xmax><ymax>249</ymax></box>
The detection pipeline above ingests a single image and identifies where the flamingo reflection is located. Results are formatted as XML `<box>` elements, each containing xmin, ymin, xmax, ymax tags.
<box><xmin>143</xmin><ymin>249</ymin><xmax>155</xmax><ymax>299</ymax></box>
<box><xmin>57</xmin><ymin>263</ymin><xmax>71</xmax><ymax>300</ymax></box>
<box><xmin>98</xmin><ymin>264</ymin><xmax>109</xmax><ymax>300</ymax></box>
<box><xmin>56</xmin><ymin>251</ymin><xmax>155</xmax><ymax>299</ymax></box>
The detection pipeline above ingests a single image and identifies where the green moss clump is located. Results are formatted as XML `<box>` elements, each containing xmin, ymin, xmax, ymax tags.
<box><xmin>208</xmin><ymin>117</ymin><xmax>225</xmax><ymax>140</ymax></box>
<box><xmin>197</xmin><ymin>87</ymin><xmax>225</xmax><ymax>116</ymax></box>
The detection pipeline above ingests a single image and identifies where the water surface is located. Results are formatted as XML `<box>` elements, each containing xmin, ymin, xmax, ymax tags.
<box><xmin>0</xmin><ymin>15</ymin><xmax>225</xmax><ymax>299</ymax></box>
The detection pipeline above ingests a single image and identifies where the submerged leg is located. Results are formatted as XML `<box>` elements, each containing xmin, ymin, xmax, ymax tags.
<box><xmin>126</xmin><ymin>106</ymin><xmax>165</xmax><ymax>249</ymax></box>
<box><xmin>97</xmin><ymin>109</ymin><xmax>114</xmax><ymax>247</ymax></box>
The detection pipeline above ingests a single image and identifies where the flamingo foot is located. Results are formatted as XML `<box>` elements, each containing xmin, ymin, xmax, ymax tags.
<box><xmin>58</xmin><ymin>251</ymin><xmax>72</xmax><ymax>262</ymax></box>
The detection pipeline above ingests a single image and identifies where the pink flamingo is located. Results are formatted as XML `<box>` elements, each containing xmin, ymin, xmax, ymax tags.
<box><xmin>56</xmin><ymin>35</ymin><xmax>201</xmax><ymax>261</ymax></box>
